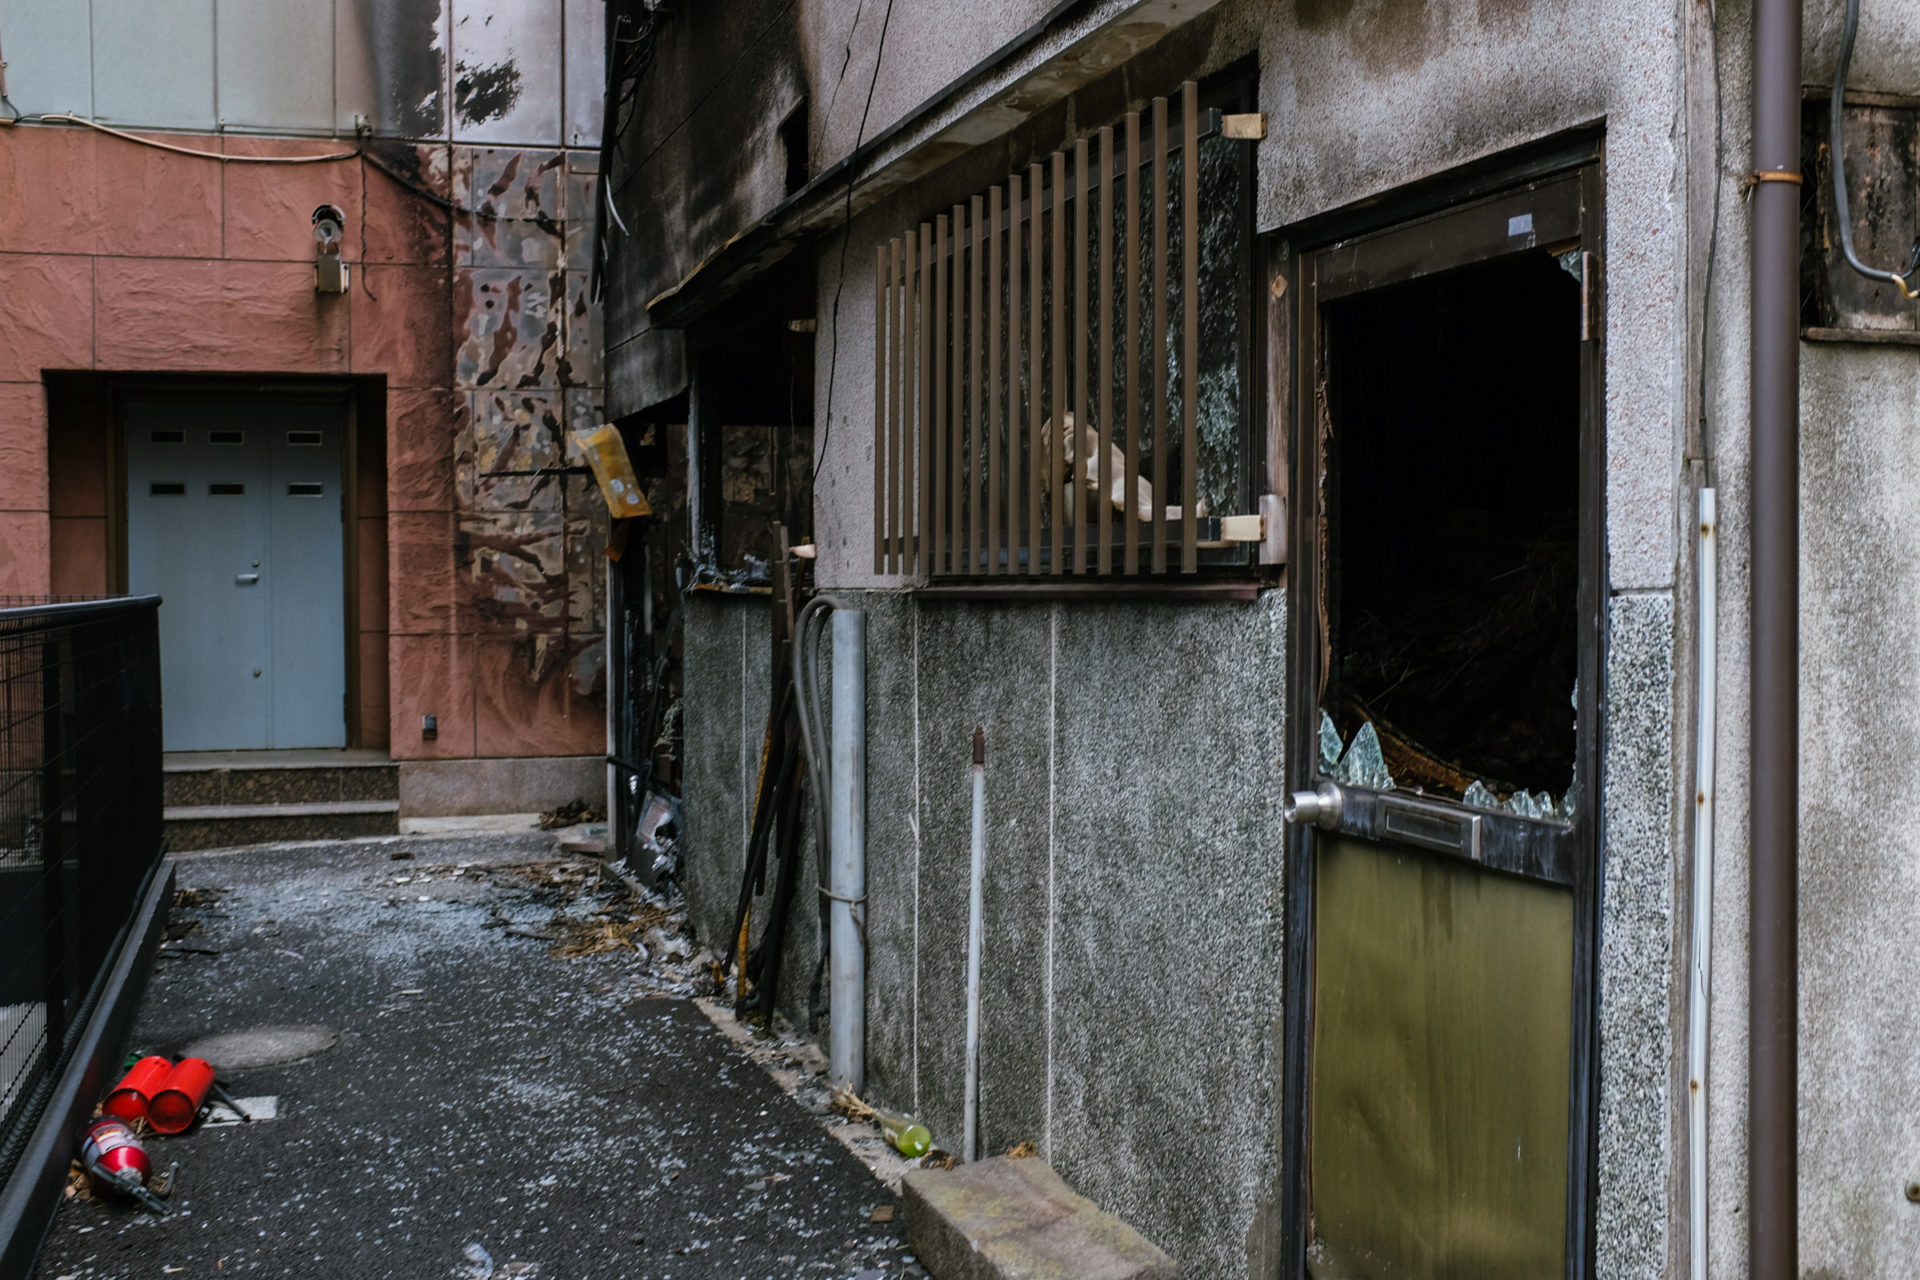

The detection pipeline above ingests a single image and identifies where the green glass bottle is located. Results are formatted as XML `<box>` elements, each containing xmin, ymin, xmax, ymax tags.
<box><xmin>875</xmin><ymin>1108</ymin><xmax>932</xmax><ymax>1158</ymax></box>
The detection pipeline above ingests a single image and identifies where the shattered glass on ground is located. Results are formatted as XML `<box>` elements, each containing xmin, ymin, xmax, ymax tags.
<box><xmin>30</xmin><ymin>833</ymin><xmax>918</xmax><ymax>1280</ymax></box>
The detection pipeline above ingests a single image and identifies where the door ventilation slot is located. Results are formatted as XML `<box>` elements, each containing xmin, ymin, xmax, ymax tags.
<box><xmin>287</xmin><ymin>431</ymin><xmax>323</xmax><ymax>446</ymax></box>
<box><xmin>149</xmin><ymin>430</ymin><xmax>185</xmax><ymax>444</ymax></box>
<box><xmin>149</xmin><ymin>482</ymin><xmax>186</xmax><ymax>496</ymax></box>
<box><xmin>287</xmin><ymin>482</ymin><xmax>324</xmax><ymax>497</ymax></box>
<box><xmin>209</xmin><ymin>430</ymin><xmax>244</xmax><ymax>445</ymax></box>
<box><xmin>209</xmin><ymin>483</ymin><xmax>246</xmax><ymax>496</ymax></box>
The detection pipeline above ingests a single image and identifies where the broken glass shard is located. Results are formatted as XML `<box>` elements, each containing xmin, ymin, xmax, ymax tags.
<box><xmin>1333</xmin><ymin>721</ymin><xmax>1395</xmax><ymax>792</ymax></box>
<box><xmin>1463</xmin><ymin>780</ymin><xmax>1501</xmax><ymax>811</ymax></box>
<box><xmin>1319</xmin><ymin>710</ymin><xmax>1346</xmax><ymax>775</ymax></box>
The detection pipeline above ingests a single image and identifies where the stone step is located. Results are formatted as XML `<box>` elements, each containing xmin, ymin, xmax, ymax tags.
<box><xmin>903</xmin><ymin>1156</ymin><xmax>1178</xmax><ymax>1280</ymax></box>
<box><xmin>164</xmin><ymin>800</ymin><xmax>401</xmax><ymax>851</ymax></box>
<box><xmin>164</xmin><ymin>760</ymin><xmax>399</xmax><ymax>808</ymax></box>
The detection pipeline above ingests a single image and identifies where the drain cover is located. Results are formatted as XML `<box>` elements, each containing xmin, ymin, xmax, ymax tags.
<box><xmin>180</xmin><ymin>1024</ymin><xmax>337</xmax><ymax>1070</ymax></box>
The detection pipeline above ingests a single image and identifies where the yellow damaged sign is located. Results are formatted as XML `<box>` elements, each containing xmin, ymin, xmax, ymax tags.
<box><xmin>571</xmin><ymin>423</ymin><xmax>651</xmax><ymax>517</ymax></box>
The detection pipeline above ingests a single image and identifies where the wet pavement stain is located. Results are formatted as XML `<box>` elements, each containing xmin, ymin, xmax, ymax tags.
<box><xmin>32</xmin><ymin>833</ymin><xmax>907</xmax><ymax>1280</ymax></box>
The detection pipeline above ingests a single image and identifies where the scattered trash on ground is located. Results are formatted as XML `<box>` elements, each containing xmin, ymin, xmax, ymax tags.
<box><xmin>1006</xmin><ymin>1140</ymin><xmax>1038</xmax><ymax>1159</ymax></box>
<box><xmin>537</xmin><ymin>798</ymin><xmax>606</xmax><ymax>830</ymax></box>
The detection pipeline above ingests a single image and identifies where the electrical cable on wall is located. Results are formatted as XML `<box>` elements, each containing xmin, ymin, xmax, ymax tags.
<box><xmin>1832</xmin><ymin>0</ymin><xmax>1920</xmax><ymax>298</ymax></box>
<box><xmin>814</xmin><ymin>0</ymin><xmax>899</xmax><ymax>484</ymax></box>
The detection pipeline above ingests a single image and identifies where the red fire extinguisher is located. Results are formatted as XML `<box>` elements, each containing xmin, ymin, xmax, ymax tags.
<box><xmin>148</xmin><ymin>1057</ymin><xmax>251</xmax><ymax>1134</ymax></box>
<box><xmin>102</xmin><ymin>1056</ymin><xmax>174</xmax><ymax>1122</ymax></box>
<box><xmin>79</xmin><ymin>1116</ymin><xmax>172</xmax><ymax>1214</ymax></box>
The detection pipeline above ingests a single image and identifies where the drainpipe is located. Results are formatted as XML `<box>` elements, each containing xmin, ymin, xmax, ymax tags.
<box><xmin>1748</xmin><ymin>0</ymin><xmax>1800</xmax><ymax>1271</ymax></box>
<box><xmin>828</xmin><ymin>606</ymin><xmax>867</xmax><ymax>1093</ymax></box>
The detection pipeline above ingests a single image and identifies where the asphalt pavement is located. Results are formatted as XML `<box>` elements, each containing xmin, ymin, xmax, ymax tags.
<box><xmin>29</xmin><ymin>832</ymin><xmax>906</xmax><ymax>1280</ymax></box>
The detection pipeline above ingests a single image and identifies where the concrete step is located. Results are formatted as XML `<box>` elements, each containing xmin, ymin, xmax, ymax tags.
<box><xmin>903</xmin><ymin>1156</ymin><xmax>1178</xmax><ymax>1280</ymax></box>
<box><xmin>164</xmin><ymin>754</ymin><xmax>398</xmax><ymax>808</ymax></box>
<box><xmin>164</xmin><ymin>800</ymin><xmax>401</xmax><ymax>851</ymax></box>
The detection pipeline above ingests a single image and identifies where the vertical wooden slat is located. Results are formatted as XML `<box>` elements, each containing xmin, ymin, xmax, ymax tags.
<box><xmin>1027</xmin><ymin>162</ymin><xmax>1043</xmax><ymax>575</ymax></box>
<box><xmin>1124</xmin><ymin>111</ymin><xmax>1141</xmax><ymax>575</ymax></box>
<box><xmin>1007</xmin><ymin>169</ymin><xmax>1022</xmax><ymax>573</ymax></box>
<box><xmin>889</xmin><ymin>237</ymin><xmax>903</xmax><ymax>574</ymax></box>
<box><xmin>874</xmin><ymin>242</ymin><xmax>887</xmax><ymax>576</ymax></box>
<box><xmin>933</xmin><ymin>214</ymin><xmax>947</xmax><ymax>577</ymax></box>
<box><xmin>1099</xmin><ymin>125</ymin><xmax>1114</xmax><ymax>574</ymax></box>
<box><xmin>919</xmin><ymin>222</ymin><xmax>934</xmax><ymax>576</ymax></box>
<box><xmin>902</xmin><ymin>232</ymin><xmax>917</xmax><ymax>573</ymax></box>
<box><xmin>1050</xmin><ymin>150</ymin><xmax>1066</xmax><ymax>575</ymax></box>
<box><xmin>1181</xmin><ymin>81</ymin><xmax>1200</xmax><ymax>573</ymax></box>
<box><xmin>1074</xmin><ymin>137</ymin><xmax>1090</xmax><ymax>574</ymax></box>
<box><xmin>951</xmin><ymin>202</ymin><xmax>965</xmax><ymax>572</ymax></box>
<box><xmin>988</xmin><ymin>185</ymin><xmax>1003</xmax><ymax>576</ymax></box>
<box><xmin>1151</xmin><ymin>94</ymin><xmax>1170</xmax><ymax>574</ymax></box>
<box><xmin>970</xmin><ymin>194</ymin><xmax>984</xmax><ymax>574</ymax></box>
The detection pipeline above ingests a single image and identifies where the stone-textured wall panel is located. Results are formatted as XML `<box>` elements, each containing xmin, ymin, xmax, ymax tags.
<box><xmin>858</xmin><ymin>592</ymin><xmax>922</xmax><ymax>1116</ymax></box>
<box><xmin>456</xmin><ymin>266</ymin><xmax>565</xmax><ymax>389</ymax></box>
<box><xmin>388</xmin><ymin>510</ymin><xmax>460</xmax><ymax>634</ymax></box>
<box><xmin>473</xmin><ymin>632</ymin><xmax>604</xmax><ymax>758</ymax></box>
<box><xmin>387</xmin><ymin>388</ymin><xmax>464</xmax><ymax>513</ymax></box>
<box><xmin>1048</xmin><ymin>593</ymin><xmax>1287</xmax><ymax>1280</ymax></box>
<box><xmin>1797</xmin><ymin>346</ymin><xmax>1920</xmax><ymax>1280</ymax></box>
<box><xmin>471</xmin><ymin>387</ymin><xmax>568</xmax><ymax>474</ymax></box>
<box><xmin>387</xmin><ymin>632</ymin><xmax>476</xmax><ymax>757</ymax></box>
<box><xmin>912</xmin><ymin>602</ymin><xmax>1053</xmax><ymax>1156</ymax></box>
<box><xmin>681</xmin><ymin>596</ymin><xmax>770</xmax><ymax>950</ymax></box>
<box><xmin>0</xmin><ymin>255</ymin><xmax>97</xmax><ymax>382</ymax></box>
<box><xmin>456</xmin><ymin>511</ymin><xmax>568</xmax><ymax>632</ymax></box>
<box><xmin>453</xmin><ymin>146</ymin><xmax>568</xmax><ymax>268</ymax></box>
<box><xmin>1595</xmin><ymin>590</ymin><xmax>1677</xmax><ymax>1280</ymax></box>
<box><xmin>0</xmin><ymin>384</ymin><xmax>51</xmax><ymax>513</ymax></box>
<box><xmin>353</xmin><ymin>263</ymin><xmax>457</xmax><ymax>388</ymax></box>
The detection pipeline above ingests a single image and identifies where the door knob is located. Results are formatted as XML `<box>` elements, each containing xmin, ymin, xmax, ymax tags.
<box><xmin>236</xmin><ymin>573</ymin><xmax>260</xmax><ymax>585</ymax></box>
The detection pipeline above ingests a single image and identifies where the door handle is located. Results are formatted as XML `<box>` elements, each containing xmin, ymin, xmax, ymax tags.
<box><xmin>236</xmin><ymin>573</ymin><xmax>260</xmax><ymax>585</ymax></box>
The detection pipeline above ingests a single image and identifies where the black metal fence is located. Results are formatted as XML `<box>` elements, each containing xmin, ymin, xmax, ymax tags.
<box><xmin>0</xmin><ymin>598</ymin><xmax>163</xmax><ymax>1192</ymax></box>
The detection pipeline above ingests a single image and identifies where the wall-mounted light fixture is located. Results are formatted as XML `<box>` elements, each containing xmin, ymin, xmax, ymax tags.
<box><xmin>312</xmin><ymin>204</ymin><xmax>348</xmax><ymax>293</ymax></box>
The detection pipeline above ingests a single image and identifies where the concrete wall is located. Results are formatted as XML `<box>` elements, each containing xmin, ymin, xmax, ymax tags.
<box><xmin>649</xmin><ymin>1</ymin><xmax>1920</xmax><ymax>1278</ymax></box>
<box><xmin>0</xmin><ymin>0</ymin><xmax>612</xmax><ymax>802</ymax></box>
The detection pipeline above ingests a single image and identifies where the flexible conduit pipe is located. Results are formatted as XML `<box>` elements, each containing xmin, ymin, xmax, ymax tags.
<box><xmin>1689</xmin><ymin>488</ymin><xmax>1717</xmax><ymax>1280</ymax></box>
<box><xmin>793</xmin><ymin>598</ymin><xmax>866</xmax><ymax>1092</ymax></box>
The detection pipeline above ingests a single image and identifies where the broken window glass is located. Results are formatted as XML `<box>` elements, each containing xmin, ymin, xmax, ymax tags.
<box><xmin>1319</xmin><ymin>252</ymin><xmax>1581</xmax><ymax>808</ymax></box>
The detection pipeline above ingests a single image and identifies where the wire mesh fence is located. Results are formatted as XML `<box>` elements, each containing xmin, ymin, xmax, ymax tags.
<box><xmin>0</xmin><ymin>597</ymin><xmax>163</xmax><ymax>1191</ymax></box>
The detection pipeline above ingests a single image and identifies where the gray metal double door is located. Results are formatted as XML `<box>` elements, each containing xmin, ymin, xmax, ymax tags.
<box><xmin>126</xmin><ymin>396</ymin><xmax>348</xmax><ymax>751</ymax></box>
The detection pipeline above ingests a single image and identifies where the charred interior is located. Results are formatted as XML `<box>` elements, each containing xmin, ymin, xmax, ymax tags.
<box><xmin>1322</xmin><ymin>251</ymin><xmax>1581</xmax><ymax>803</ymax></box>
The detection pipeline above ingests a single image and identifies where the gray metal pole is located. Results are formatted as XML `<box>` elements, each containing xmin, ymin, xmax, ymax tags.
<box><xmin>828</xmin><ymin>608</ymin><xmax>867</xmax><ymax>1092</ymax></box>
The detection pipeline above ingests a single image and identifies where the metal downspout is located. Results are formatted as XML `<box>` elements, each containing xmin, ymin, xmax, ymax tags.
<box><xmin>1748</xmin><ymin>0</ymin><xmax>1800</xmax><ymax>1271</ymax></box>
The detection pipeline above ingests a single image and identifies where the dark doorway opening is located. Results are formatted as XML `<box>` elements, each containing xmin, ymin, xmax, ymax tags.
<box><xmin>1322</xmin><ymin>252</ymin><xmax>1581</xmax><ymax>803</ymax></box>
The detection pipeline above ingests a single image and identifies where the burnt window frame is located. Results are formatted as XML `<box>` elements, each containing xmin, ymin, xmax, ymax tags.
<box><xmin>879</xmin><ymin>67</ymin><xmax>1263</xmax><ymax>590</ymax></box>
<box><xmin>1278</xmin><ymin>135</ymin><xmax>1606</xmax><ymax>1280</ymax></box>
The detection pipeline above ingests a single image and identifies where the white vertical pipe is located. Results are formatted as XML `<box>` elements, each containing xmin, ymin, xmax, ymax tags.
<box><xmin>829</xmin><ymin>608</ymin><xmax>867</xmax><ymax>1093</ymax></box>
<box><xmin>1689</xmin><ymin>487</ymin><xmax>1717</xmax><ymax>1280</ymax></box>
<box><xmin>963</xmin><ymin>726</ymin><xmax>986</xmax><ymax>1163</ymax></box>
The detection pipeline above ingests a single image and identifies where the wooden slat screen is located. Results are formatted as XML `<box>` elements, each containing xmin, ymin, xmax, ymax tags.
<box><xmin>874</xmin><ymin>81</ymin><xmax>1208</xmax><ymax>577</ymax></box>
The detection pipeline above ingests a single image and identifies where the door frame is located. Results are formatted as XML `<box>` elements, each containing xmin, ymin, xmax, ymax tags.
<box><xmin>1277</xmin><ymin>132</ymin><xmax>1607</xmax><ymax>1278</ymax></box>
<box><xmin>108</xmin><ymin>377</ymin><xmax>369</xmax><ymax>749</ymax></box>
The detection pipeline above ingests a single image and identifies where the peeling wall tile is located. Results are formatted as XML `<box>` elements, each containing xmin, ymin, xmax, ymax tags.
<box><xmin>471</xmin><ymin>387</ymin><xmax>565</xmax><ymax>473</ymax></box>
<box><xmin>456</xmin><ymin>510</ymin><xmax>568</xmax><ymax>632</ymax></box>
<box><xmin>559</xmin><ymin>270</ymin><xmax>601</xmax><ymax>388</ymax></box>
<box><xmin>456</xmin><ymin>266</ymin><xmax>565</xmax><ymax>389</ymax></box>
<box><xmin>475</xmin><ymin>471</ymin><xmax>564</xmax><ymax>513</ymax></box>
<box><xmin>564</xmin><ymin>515</ymin><xmax>607</xmax><ymax>631</ymax></box>
<box><xmin>453</xmin><ymin>146</ymin><xmax>568</xmax><ymax>268</ymax></box>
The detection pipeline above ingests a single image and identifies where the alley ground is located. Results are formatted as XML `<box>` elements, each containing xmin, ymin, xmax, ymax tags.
<box><xmin>30</xmin><ymin>833</ymin><xmax>909</xmax><ymax>1280</ymax></box>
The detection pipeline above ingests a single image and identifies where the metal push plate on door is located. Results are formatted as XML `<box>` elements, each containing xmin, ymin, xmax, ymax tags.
<box><xmin>236</xmin><ymin>573</ymin><xmax>260</xmax><ymax>585</ymax></box>
<box><xmin>1381</xmin><ymin>795</ymin><xmax>1482</xmax><ymax>861</ymax></box>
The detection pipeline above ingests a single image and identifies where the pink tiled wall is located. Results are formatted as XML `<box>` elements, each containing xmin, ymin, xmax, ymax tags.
<box><xmin>0</xmin><ymin>123</ymin><xmax>608</xmax><ymax>760</ymax></box>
